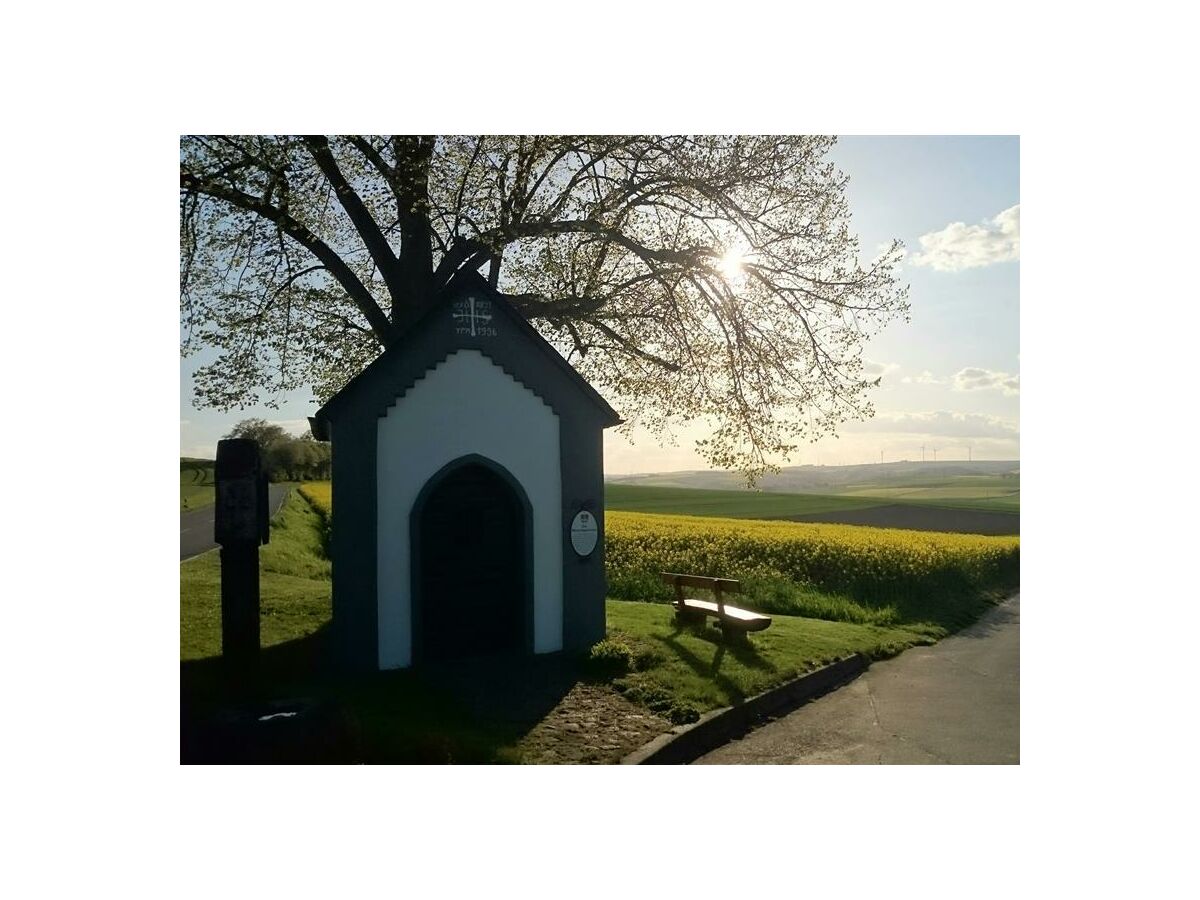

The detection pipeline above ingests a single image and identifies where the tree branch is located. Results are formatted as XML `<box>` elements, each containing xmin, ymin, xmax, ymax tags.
<box><xmin>180</xmin><ymin>167</ymin><xmax>396</xmax><ymax>345</ymax></box>
<box><xmin>301</xmin><ymin>135</ymin><xmax>409</xmax><ymax>311</ymax></box>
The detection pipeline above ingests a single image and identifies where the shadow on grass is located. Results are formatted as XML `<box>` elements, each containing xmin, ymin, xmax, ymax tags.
<box><xmin>181</xmin><ymin>629</ymin><xmax>581</xmax><ymax>764</ymax></box>
<box><xmin>649</xmin><ymin>621</ymin><xmax>777</xmax><ymax>706</ymax></box>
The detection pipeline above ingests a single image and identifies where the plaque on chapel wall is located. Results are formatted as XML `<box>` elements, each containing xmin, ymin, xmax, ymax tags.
<box><xmin>570</xmin><ymin>509</ymin><xmax>598</xmax><ymax>557</ymax></box>
<box><xmin>452</xmin><ymin>295</ymin><xmax>497</xmax><ymax>337</ymax></box>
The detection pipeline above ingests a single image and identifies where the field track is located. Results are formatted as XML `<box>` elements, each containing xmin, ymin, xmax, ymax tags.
<box><xmin>784</xmin><ymin>503</ymin><xmax>1018</xmax><ymax>535</ymax></box>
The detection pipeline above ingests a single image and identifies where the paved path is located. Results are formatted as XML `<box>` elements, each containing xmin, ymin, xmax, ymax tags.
<box><xmin>696</xmin><ymin>593</ymin><xmax>1020</xmax><ymax>764</ymax></box>
<box><xmin>180</xmin><ymin>484</ymin><xmax>291</xmax><ymax>560</ymax></box>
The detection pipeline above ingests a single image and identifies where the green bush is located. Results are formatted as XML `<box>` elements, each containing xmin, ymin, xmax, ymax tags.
<box><xmin>584</xmin><ymin>638</ymin><xmax>635</xmax><ymax>679</ymax></box>
<box><xmin>666</xmin><ymin>701</ymin><xmax>701</xmax><ymax>725</ymax></box>
<box><xmin>616</xmin><ymin>680</ymin><xmax>701</xmax><ymax>725</ymax></box>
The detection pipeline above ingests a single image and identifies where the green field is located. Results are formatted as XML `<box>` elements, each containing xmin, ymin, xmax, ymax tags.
<box><xmin>603</xmin><ymin>484</ymin><xmax>883</xmax><ymax>517</ymax></box>
<box><xmin>606</xmin><ymin>474</ymin><xmax>1019</xmax><ymax>518</ymax></box>
<box><xmin>180</xmin><ymin>458</ymin><xmax>215</xmax><ymax>511</ymax></box>
<box><xmin>837</xmin><ymin>474</ymin><xmax>1020</xmax><ymax>511</ymax></box>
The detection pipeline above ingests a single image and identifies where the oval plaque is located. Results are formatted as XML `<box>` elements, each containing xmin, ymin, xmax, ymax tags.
<box><xmin>570</xmin><ymin>509</ymin><xmax>599</xmax><ymax>557</ymax></box>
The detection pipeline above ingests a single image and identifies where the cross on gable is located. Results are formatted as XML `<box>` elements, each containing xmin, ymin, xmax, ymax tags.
<box><xmin>452</xmin><ymin>295</ymin><xmax>496</xmax><ymax>338</ymax></box>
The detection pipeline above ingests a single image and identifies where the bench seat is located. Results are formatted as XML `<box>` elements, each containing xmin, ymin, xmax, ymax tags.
<box><xmin>673</xmin><ymin>597</ymin><xmax>772</xmax><ymax>632</ymax></box>
<box><xmin>661</xmin><ymin>572</ymin><xmax>772</xmax><ymax>635</ymax></box>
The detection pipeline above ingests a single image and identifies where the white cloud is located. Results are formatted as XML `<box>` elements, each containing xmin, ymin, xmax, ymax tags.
<box><xmin>952</xmin><ymin>367</ymin><xmax>1020</xmax><ymax>396</ymax></box>
<box><xmin>845</xmin><ymin>410</ymin><xmax>1018</xmax><ymax>440</ymax></box>
<box><xmin>910</xmin><ymin>204</ymin><xmax>1020</xmax><ymax>271</ymax></box>
<box><xmin>901</xmin><ymin>370</ymin><xmax>943</xmax><ymax>385</ymax></box>
<box><xmin>863</xmin><ymin>359</ymin><xmax>900</xmax><ymax>380</ymax></box>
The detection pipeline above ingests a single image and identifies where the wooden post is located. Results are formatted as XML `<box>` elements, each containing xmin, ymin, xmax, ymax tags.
<box><xmin>215</xmin><ymin>439</ymin><xmax>268</xmax><ymax>681</ymax></box>
<box><xmin>220</xmin><ymin>543</ymin><xmax>260</xmax><ymax>669</ymax></box>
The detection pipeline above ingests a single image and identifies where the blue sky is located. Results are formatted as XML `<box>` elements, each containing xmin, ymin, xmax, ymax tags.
<box><xmin>180</xmin><ymin>135</ymin><xmax>1019</xmax><ymax>471</ymax></box>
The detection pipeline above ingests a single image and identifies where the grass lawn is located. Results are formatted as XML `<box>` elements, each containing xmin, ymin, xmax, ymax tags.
<box><xmin>180</xmin><ymin>492</ymin><xmax>331</xmax><ymax>663</ymax></box>
<box><xmin>182</xmin><ymin>486</ymin><xmax>1011</xmax><ymax>762</ymax></box>
<box><xmin>600</xmin><ymin>600</ymin><xmax>940</xmax><ymax>723</ymax></box>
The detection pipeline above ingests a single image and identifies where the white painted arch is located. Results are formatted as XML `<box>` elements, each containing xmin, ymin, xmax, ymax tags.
<box><xmin>376</xmin><ymin>349</ymin><xmax>563</xmax><ymax>669</ymax></box>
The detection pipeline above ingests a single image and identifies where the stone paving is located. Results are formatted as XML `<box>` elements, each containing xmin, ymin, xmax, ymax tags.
<box><xmin>514</xmin><ymin>683</ymin><xmax>672</xmax><ymax>764</ymax></box>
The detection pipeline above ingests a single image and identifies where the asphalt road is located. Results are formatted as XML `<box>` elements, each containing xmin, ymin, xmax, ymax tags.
<box><xmin>695</xmin><ymin>593</ymin><xmax>1020</xmax><ymax>764</ymax></box>
<box><xmin>180</xmin><ymin>484</ymin><xmax>292</xmax><ymax>561</ymax></box>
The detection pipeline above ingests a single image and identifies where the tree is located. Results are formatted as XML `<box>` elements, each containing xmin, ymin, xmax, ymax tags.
<box><xmin>182</xmin><ymin>136</ymin><xmax>908</xmax><ymax>481</ymax></box>
<box><xmin>222</xmin><ymin>418</ymin><xmax>332</xmax><ymax>481</ymax></box>
<box><xmin>222</xmin><ymin>420</ymin><xmax>289</xmax><ymax>482</ymax></box>
<box><xmin>295</xmin><ymin>432</ymin><xmax>332</xmax><ymax>480</ymax></box>
<box><xmin>223</xmin><ymin>417</ymin><xmax>288</xmax><ymax>450</ymax></box>
<box><xmin>224</xmin><ymin>418</ymin><xmax>291</xmax><ymax>481</ymax></box>
<box><xmin>222</xmin><ymin>422</ymin><xmax>286</xmax><ymax>453</ymax></box>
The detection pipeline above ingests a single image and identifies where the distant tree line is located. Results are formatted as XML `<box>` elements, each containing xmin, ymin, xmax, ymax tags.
<box><xmin>223</xmin><ymin>418</ymin><xmax>331</xmax><ymax>482</ymax></box>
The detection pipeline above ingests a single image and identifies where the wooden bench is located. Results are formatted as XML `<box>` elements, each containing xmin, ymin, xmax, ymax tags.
<box><xmin>660</xmin><ymin>572</ymin><xmax>772</xmax><ymax>635</ymax></box>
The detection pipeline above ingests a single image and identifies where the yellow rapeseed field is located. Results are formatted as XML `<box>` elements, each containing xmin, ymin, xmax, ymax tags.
<box><xmin>606</xmin><ymin>510</ymin><xmax>1019</xmax><ymax>606</ymax></box>
<box><xmin>299</xmin><ymin>482</ymin><xmax>332</xmax><ymax>517</ymax></box>
<box><xmin>297</xmin><ymin>482</ymin><xmax>1018</xmax><ymax>621</ymax></box>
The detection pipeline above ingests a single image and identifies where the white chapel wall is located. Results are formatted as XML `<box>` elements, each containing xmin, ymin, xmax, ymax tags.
<box><xmin>375</xmin><ymin>349</ymin><xmax>563</xmax><ymax>669</ymax></box>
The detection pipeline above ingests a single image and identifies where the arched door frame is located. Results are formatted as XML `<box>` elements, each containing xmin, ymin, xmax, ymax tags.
<box><xmin>408</xmin><ymin>453</ymin><xmax>535</xmax><ymax>665</ymax></box>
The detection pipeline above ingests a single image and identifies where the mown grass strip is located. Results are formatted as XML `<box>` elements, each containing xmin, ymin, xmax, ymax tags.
<box><xmin>180</xmin><ymin>491</ymin><xmax>331</xmax><ymax>663</ymax></box>
<box><xmin>589</xmin><ymin>600</ymin><xmax>938</xmax><ymax>724</ymax></box>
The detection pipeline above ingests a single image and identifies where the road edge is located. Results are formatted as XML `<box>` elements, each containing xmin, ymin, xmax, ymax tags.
<box><xmin>620</xmin><ymin>653</ymin><xmax>869</xmax><ymax>765</ymax></box>
<box><xmin>180</xmin><ymin>485</ymin><xmax>293</xmax><ymax>562</ymax></box>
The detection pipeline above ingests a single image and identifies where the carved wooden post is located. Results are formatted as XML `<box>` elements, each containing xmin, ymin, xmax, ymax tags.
<box><xmin>215</xmin><ymin>439</ymin><xmax>269</xmax><ymax>677</ymax></box>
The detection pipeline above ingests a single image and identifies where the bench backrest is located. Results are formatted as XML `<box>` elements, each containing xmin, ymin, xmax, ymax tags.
<box><xmin>661</xmin><ymin>572</ymin><xmax>740</xmax><ymax>616</ymax></box>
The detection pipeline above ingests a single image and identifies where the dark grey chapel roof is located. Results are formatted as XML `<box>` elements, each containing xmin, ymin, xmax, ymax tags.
<box><xmin>310</xmin><ymin>273</ymin><xmax>622</xmax><ymax>439</ymax></box>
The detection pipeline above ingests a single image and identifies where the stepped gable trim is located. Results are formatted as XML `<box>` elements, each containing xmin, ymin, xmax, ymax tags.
<box><xmin>377</xmin><ymin>348</ymin><xmax>559</xmax><ymax>422</ymax></box>
<box><xmin>310</xmin><ymin>272</ymin><xmax>621</xmax><ymax>440</ymax></box>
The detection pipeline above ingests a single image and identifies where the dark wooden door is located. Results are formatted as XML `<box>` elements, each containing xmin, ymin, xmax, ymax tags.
<box><xmin>417</xmin><ymin>464</ymin><xmax>525</xmax><ymax>662</ymax></box>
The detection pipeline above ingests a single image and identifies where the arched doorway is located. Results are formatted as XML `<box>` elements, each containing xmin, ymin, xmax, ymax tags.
<box><xmin>412</xmin><ymin>457</ymin><xmax>529</xmax><ymax>663</ymax></box>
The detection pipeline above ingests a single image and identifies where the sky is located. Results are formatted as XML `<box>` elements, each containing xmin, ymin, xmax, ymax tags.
<box><xmin>180</xmin><ymin>135</ymin><xmax>1019</xmax><ymax>472</ymax></box>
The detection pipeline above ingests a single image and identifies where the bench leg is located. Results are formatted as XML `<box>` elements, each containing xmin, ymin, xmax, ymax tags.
<box><xmin>719</xmin><ymin>622</ymin><xmax>750</xmax><ymax>645</ymax></box>
<box><xmin>674</xmin><ymin>606</ymin><xmax>706</xmax><ymax>628</ymax></box>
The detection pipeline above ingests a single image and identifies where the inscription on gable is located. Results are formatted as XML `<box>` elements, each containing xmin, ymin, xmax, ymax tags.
<box><xmin>452</xmin><ymin>295</ymin><xmax>497</xmax><ymax>338</ymax></box>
